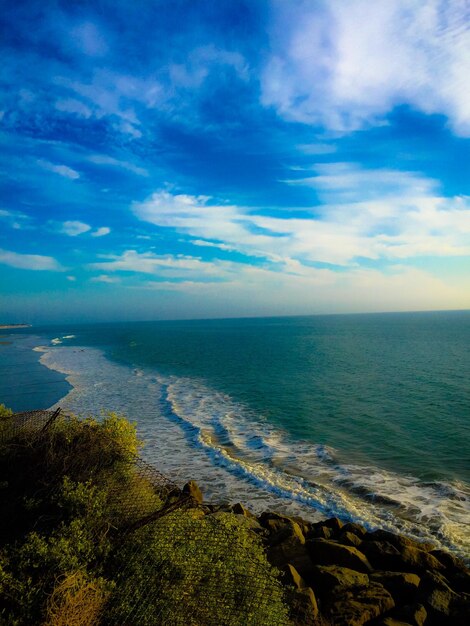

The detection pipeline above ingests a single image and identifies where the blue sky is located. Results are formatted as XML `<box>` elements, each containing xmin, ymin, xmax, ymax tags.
<box><xmin>1</xmin><ymin>0</ymin><xmax>469</xmax><ymax>323</ymax></box>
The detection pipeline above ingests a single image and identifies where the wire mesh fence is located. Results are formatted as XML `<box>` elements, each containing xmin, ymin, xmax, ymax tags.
<box><xmin>0</xmin><ymin>408</ymin><xmax>296</xmax><ymax>626</ymax></box>
<box><xmin>0</xmin><ymin>408</ymin><xmax>61</xmax><ymax>441</ymax></box>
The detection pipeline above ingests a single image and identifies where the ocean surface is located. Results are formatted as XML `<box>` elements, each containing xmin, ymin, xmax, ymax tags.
<box><xmin>1</xmin><ymin>311</ymin><xmax>469</xmax><ymax>561</ymax></box>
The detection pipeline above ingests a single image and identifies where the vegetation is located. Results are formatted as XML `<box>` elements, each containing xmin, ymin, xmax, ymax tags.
<box><xmin>0</xmin><ymin>408</ymin><xmax>290</xmax><ymax>625</ymax></box>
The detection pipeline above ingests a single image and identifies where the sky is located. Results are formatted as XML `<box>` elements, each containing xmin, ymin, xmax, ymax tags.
<box><xmin>1</xmin><ymin>0</ymin><xmax>469</xmax><ymax>323</ymax></box>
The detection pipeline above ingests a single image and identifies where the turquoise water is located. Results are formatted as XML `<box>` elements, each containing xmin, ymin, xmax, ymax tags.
<box><xmin>1</xmin><ymin>311</ymin><xmax>469</xmax><ymax>558</ymax></box>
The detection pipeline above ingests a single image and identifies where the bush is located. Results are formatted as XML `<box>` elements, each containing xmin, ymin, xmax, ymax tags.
<box><xmin>0</xmin><ymin>404</ymin><xmax>12</xmax><ymax>418</ymax></box>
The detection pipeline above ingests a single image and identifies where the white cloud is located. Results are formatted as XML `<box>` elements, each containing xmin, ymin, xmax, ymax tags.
<box><xmin>262</xmin><ymin>0</ymin><xmax>470</xmax><ymax>135</ymax></box>
<box><xmin>289</xmin><ymin>163</ymin><xmax>438</xmax><ymax>203</ymax></box>
<box><xmin>37</xmin><ymin>159</ymin><xmax>80</xmax><ymax>179</ymax></box>
<box><xmin>59</xmin><ymin>221</ymin><xmax>91</xmax><ymax>236</ymax></box>
<box><xmin>90</xmin><ymin>274</ymin><xmax>120</xmax><ymax>284</ymax></box>
<box><xmin>0</xmin><ymin>249</ymin><xmax>62</xmax><ymax>271</ymax></box>
<box><xmin>66</xmin><ymin>275</ymin><xmax>76</xmax><ymax>281</ymax></box>
<box><xmin>132</xmin><ymin>177</ymin><xmax>470</xmax><ymax>267</ymax></box>
<box><xmin>88</xmin><ymin>154</ymin><xmax>148</xmax><ymax>177</ymax></box>
<box><xmin>88</xmin><ymin>250</ymin><xmax>235</xmax><ymax>278</ymax></box>
<box><xmin>91</xmin><ymin>226</ymin><xmax>111</xmax><ymax>237</ymax></box>
<box><xmin>190</xmin><ymin>239</ymin><xmax>237</xmax><ymax>252</ymax></box>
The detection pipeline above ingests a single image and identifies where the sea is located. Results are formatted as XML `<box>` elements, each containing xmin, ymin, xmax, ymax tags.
<box><xmin>1</xmin><ymin>311</ymin><xmax>469</xmax><ymax>561</ymax></box>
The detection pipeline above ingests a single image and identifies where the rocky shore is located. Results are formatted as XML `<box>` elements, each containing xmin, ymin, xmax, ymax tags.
<box><xmin>185</xmin><ymin>482</ymin><xmax>470</xmax><ymax>626</ymax></box>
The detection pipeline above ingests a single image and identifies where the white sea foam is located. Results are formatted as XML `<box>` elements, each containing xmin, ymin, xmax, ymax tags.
<box><xmin>38</xmin><ymin>343</ymin><xmax>470</xmax><ymax>561</ymax></box>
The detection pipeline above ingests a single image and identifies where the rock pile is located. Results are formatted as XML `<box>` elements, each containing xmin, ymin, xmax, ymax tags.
<box><xmin>229</xmin><ymin>507</ymin><xmax>469</xmax><ymax>626</ymax></box>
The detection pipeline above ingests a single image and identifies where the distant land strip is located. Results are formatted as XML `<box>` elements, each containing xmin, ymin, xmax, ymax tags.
<box><xmin>0</xmin><ymin>324</ymin><xmax>31</xmax><ymax>329</ymax></box>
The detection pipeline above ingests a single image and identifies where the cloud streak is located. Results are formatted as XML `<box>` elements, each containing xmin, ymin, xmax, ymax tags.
<box><xmin>0</xmin><ymin>249</ymin><xmax>62</xmax><ymax>271</ymax></box>
<box><xmin>133</xmin><ymin>171</ymin><xmax>470</xmax><ymax>267</ymax></box>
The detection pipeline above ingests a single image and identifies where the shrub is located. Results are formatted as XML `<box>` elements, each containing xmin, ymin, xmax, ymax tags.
<box><xmin>0</xmin><ymin>404</ymin><xmax>12</xmax><ymax>418</ymax></box>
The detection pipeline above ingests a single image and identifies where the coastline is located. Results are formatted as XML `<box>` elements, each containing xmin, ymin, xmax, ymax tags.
<box><xmin>35</xmin><ymin>341</ymin><xmax>470</xmax><ymax>563</ymax></box>
<box><xmin>1</xmin><ymin>331</ymin><xmax>469</xmax><ymax>562</ymax></box>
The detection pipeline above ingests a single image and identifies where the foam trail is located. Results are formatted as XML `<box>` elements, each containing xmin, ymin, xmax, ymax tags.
<box><xmin>38</xmin><ymin>343</ymin><xmax>470</xmax><ymax>562</ymax></box>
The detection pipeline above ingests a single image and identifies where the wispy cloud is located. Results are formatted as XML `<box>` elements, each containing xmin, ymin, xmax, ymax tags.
<box><xmin>88</xmin><ymin>250</ymin><xmax>235</xmax><ymax>278</ymax></box>
<box><xmin>58</xmin><ymin>221</ymin><xmax>91</xmax><ymax>236</ymax></box>
<box><xmin>0</xmin><ymin>249</ymin><xmax>62</xmax><ymax>271</ymax></box>
<box><xmin>91</xmin><ymin>226</ymin><xmax>111</xmax><ymax>237</ymax></box>
<box><xmin>0</xmin><ymin>209</ymin><xmax>31</xmax><ymax>230</ymax></box>
<box><xmin>88</xmin><ymin>154</ymin><xmax>148</xmax><ymax>177</ymax></box>
<box><xmin>90</xmin><ymin>274</ymin><xmax>120</xmax><ymax>283</ymax></box>
<box><xmin>263</xmin><ymin>0</ymin><xmax>470</xmax><ymax>135</ymax></box>
<box><xmin>37</xmin><ymin>159</ymin><xmax>80</xmax><ymax>180</ymax></box>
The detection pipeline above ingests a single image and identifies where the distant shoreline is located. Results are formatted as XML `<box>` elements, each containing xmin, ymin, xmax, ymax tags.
<box><xmin>0</xmin><ymin>324</ymin><xmax>31</xmax><ymax>329</ymax></box>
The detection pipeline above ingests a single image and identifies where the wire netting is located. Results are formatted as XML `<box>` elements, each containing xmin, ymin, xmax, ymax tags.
<box><xmin>1</xmin><ymin>409</ymin><xmax>295</xmax><ymax>626</ymax></box>
<box><xmin>0</xmin><ymin>408</ymin><xmax>60</xmax><ymax>441</ymax></box>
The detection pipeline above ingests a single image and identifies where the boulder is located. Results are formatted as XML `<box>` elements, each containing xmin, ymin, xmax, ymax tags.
<box><xmin>400</xmin><ymin>546</ymin><xmax>443</xmax><ymax>572</ymax></box>
<box><xmin>289</xmin><ymin>516</ymin><xmax>312</xmax><ymax>537</ymax></box>
<box><xmin>418</xmin><ymin>570</ymin><xmax>453</xmax><ymax>594</ymax></box>
<box><xmin>307</xmin><ymin>524</ymin><xmax>335</xmax><ymax>540</ymax></box>
<box><xmin>392</xmin><ymin>603</ymin><xmax>427</xmax><ymax>626</ymax></box>
<box><xmin>339</xmin><ymin>531</ymin><xmax>363</xmax><ymax>548</ymax></box>
<box><xmin>449</xmin><ymin>592</ymin><xmax>470</xmax><ymax>626</ymax></box>
<box><xmin>288</xmin><ymin>553</ymin><xmax>317</xmax><ymax>581</ymax></box>
<box><xmin>309</xmin><ymin>565</ymin><xmax>369</xmax><ymax>596</ymax></box>
<box><xmin>423</xmin><ymin>587</ymin><xmax>458</xmax><ymax>618</ymax></box>
<box><xmin>288</xmin><ymin>587</ymin><xmax>320</xmax><ymax>625</ymax></box>
<box><xmin>182</xmin><ymin>480</ymin><xmax>203</xmax><ymax>504</ymax></box>
<box><xmin>307</xmin><ymin>538</ymin><xmax>373</xmax><ymax>573</ymax></box>
<box><xmin>430</xmin><ymin>549</ymin><xmax>470</xmax><ymax>593</ymax></box>
<box><xmin>360</xmin><ymin>540</ymin><xmax>442</xmax><ymax>573</ymax></box>
<box><xmin>371</xmin><ymin>571</ymin><xmax>420</xmax><ymax>602</ymax></box>
<box><xmin>325</xmin><ymin>582</ymin><xmax>395</xmax><ymax>626</ymax></box>
<box><xmin>258</xmin><ymin>512</ymin><xmax>306</xmax><ymax>545</ymax></box>
<box><xmin>360</xmin><ymin>540</ymin><xmax>403</xmax><ymax>570</ymax></box>
<box><xmin>418</xmin><ymin>570</ymin><xmax>461</xmax><ymax>621</ymax></box>
<box><xmin>341</xmin><ymin>522</ymin><xmax>367</xmax><ymax>537</ymax></box>
<box><xmin>266</xmin><ymin>527</ymin><xmax>309</xmax><ymax>570</ymax></box>
<box><xmin>364</xmin><ymin>529</ymin><xmax>434</xmax><ymax>553</ymax></box>
<box><xmin>307</xmin><ymin>518</ymin><xmax>344</xmax><ymax>541</ymax></box>
<box><xmin>230</xmin><ymin>502</ymin><xmax>253</xmax><ymax>517</ymax></box>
